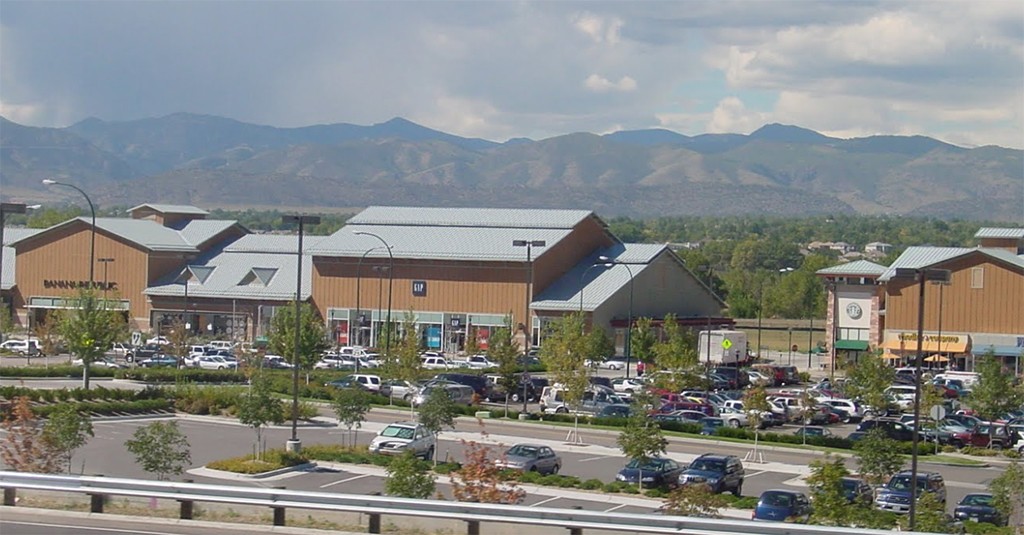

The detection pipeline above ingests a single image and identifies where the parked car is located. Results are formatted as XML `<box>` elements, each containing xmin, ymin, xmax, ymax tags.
<box><xmin>875</xmin><ymin>471</ymin><xmax>947</xmax><ymax>514</ymax></box>
<box><xmin>700</xmin><ymin>417</ymin><xmax>725</xmax><ymax>436</ymax></box>
<box><xmin>752</xmin><ymin>490</ymin><xmax>812</xmax><ymax>522</ymax></box>
<box><xmin>651</xmin><ymin>410</ymin><xmax>708</xmax><ymax>424</ymax></box>
<box><xmin>129</xmin><ymin>344</ymin><xmax>163</xmax><ymax>363</ymax></box>
<box><xmin>110</xmin><ymin>342</ymin><xmax>133</xmax><ymax>357</ymax></box>
<box><xmin>793</xmin><ymin>426</ymin><xmax>833</xmax><ymax>438</ymax></box>
<box><xmin>326</xmin><ymin>374</ymin><xmax>381</xmax><ymax>392</ymax></box>
<box><xmin>539</xmin><ymin>385</ymin><xmax>625</xmax><ymax>415</ymax></box>
<box><xmin>138</xmin><ymin>355</ymin><xmax>181</xmax><ymax>368</ymax></box>
<box><xmin>585</xmin><ymin>357</ymin><xmax>626</xmax><ymax>370</ymax></box>
<box><xmin>823</xmin><ymin>399</ymin><xmax>864</xmax><ymax>423</ymax></box>
<box><xmin>72</xmin><ymin>356</ymin><xmax>126</xmax><ymax>368</ymax></box>
<box><xmin>485</xmin><ymin>374</ymin><xmax>537</xmax><ymax>403</ymax></box>
<box><xmin>856</xmin><ymin>418</ymin><xmax>914</xmax><ymax>442</ymax></box>
<box><xmin>954</xmin><ymin>493</ymin><xmax>1006</xmax><ymax>526</ymax></box>
<box><xmin>314</xmin><ymin>355</ymin><xmax>358</xmax><ymax>370</ymax></box>
<box><xmin>464</xmin><ymin>355</ymin><xmax>497</xmax><ymax>369</ymax></box>
<box><xmin>368</xmin><ymin>422</ymin><xmax>435</xmax><ymax>459</ymax></box>
<box><xmin>379</xmin><ymin>379</ymin><xmax>419</xmax><ymax>401</ymax></box>
<box><xmin>678</xmin><ymin>454</ymin><xmax>745</xmax><ymax>496</ymax></box>
<box><xmin>611</xmin><ymin>377</ymin><xmax>647</xmax><ymax>395</ymax></box>
<box><xmin>262</xmin><ymin>355</ymin><xmax>294</xmax><ymax>369</ymax></box>
<box><xmin>433</xmin><ymin>373</ymin><xmax>491</xmax><ymax>399</ymax></box>
<box><xmin>718</xmin><ymin>408</ymin><xmax>750</xmax><ymax>429</ymax></box>
<box><xmin>594</xmin><ymin>404</ymin><xmax>632</xmax><ymax>418</ymax></box>
<box><xmin>616</xmin><ymin>457</ymin><xmax>684</xmax><ymax>488</ymax></box>
<box><xmin>195</xmin><ymin>355</ymin><xmax>237</xmax><ymax>370</ymax></box>
<box><xmin>420</xmin><ymin>356</ymin><xmax>455</xmax><ymax>370</ymax></box>
<box><xmin>0</xmin><ymin>339</ymin><xmax>42</xmax><ymax>356</ymax></box>
<box><xmin>840</xmin><ymin>477</ymin><xmax>874</xmax><ymax>505</ymax></box>
<box><xmin>412</xmin><ymin>383</ymin><xmax>475</xmax><ymax>407</ymax></box>
<box><xmin>494</xmin><ymin>444</ymin><xmax>561</xmax><ymax>475</ymax></box>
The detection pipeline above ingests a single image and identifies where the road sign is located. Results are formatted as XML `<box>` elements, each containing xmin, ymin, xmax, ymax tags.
<box><xmin>929</xmin><ymin>405</ymin><xmax>947</xmax><ymax>420</ymax></box>
<box><xmin>721</xmin><ymin>338</ymin><xmax>732</xmax><ymax>350</ymax></box>
<box><xmin>131</xmin><ymin>332</ymin><xmax>142</xmax><ymax>346</ymax></box>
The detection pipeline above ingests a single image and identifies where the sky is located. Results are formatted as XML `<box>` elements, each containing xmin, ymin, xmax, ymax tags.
<box><xmin>1</xmin><ymin>1</ymin><xmax>1022</xmax><ymax>149</ymax></box>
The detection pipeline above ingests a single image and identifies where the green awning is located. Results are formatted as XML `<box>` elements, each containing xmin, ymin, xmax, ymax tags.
<box><xmin>835</xmin><ymin>340</ymin><xmax>869</xmax><ymax>351</ymax></box>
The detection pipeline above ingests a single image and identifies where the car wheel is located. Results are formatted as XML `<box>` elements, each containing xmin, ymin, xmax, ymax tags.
<box><xmin>551</xmin><ymin>464</ymin><xmax>560</xmax><ymax>475</ymax></box>
<box><xmin>423</xmin><ymin>447</ymin><xmax>434</xmax><ymax>461</ymax></box>
<box><xmin>529</xmin><ymin>466</ymin><xmax>538</xmax><ymax>472</ymax></box>
<box><xmin>951</xmin><ymin>440</ymin><xmax>963</xmax><ymax>449</ymax></box>
<box><xmin>733</xmin><ymin>483</ymin><xmax>743</xmax><ymax>497</ymax></box>
<box><xmin>556</xmin><ymin>406</ymin><xmax>568</xmax><ymax>414</ymax></box>
<box><xmin>217</xmin><ymin>366</ymin><xmax>225</xmax><ymax>370</ymax></box>
<box><xmin>510</xmin><ymin>392</ymin><xmax>521</xmax><ymax>403</ymax></box>
<box><xmin>125</xmin><ymin>354</ymin><xmax>135</xmax><ymax>363</ymax></box>
<box><xmin>728</xmin><ymin>419</ymin><xmax>741</xmax><ymax>428</ymax></box>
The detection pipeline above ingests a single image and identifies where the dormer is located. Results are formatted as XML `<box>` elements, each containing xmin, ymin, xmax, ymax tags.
<box><xmin>974</xmin><ymin>227</ymin><xmax>1024</xmax><ymax>254</ymax></box>
<box><xmin>129</xmin><ymin>204</ymin><xmax>209</xmax><ymax>229</ymax></box>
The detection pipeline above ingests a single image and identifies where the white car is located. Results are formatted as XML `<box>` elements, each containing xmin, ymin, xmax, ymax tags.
<box><xmin>719</xmin><ymin>407</ymin><xmax>750</xmax><ymax>428</ymax></box>
<box><xmin>72</xmin><ymin>356</ymin><xmax>126</xmax><ymax>369</ymax></box>
<box><xmin>611</xmin><ymin>377</ymin><xmax>646</xmax><ymax>395</ymax></box>
<box><xmin>1</xmin><ymin>339</ymin><xmax>42</xmax><ymax>356</ymax></box>
<box><xmin>420</xmin><ymin>356</ymin><xmax>452</xmax><ymax>370</ymax></box>
<box><xmin>196</xmin><ymin>355</ymin><xmax>237</xmax><ymax>370</ymax></box>
<box><xmin>368</xmin><ymin>422</ymin><xmax>436</xmax><ymax>459</ymax></box>
<box><xmin>465</xmin><ymin>355</ymin><xmax>497</xmax><ymax>369</ymax></box>
<box><xmin>146</xmin><ymin>336</ymin><xmax>170</xmax><ymax>346</ymax></box>
<box><xmin>584</xmin><ymin>358</ymin><xmax>626</xmax><ymax>370</ymax></box>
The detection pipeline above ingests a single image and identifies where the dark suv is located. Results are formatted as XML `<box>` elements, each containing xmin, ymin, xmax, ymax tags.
<box><xmin>875</xmin><ymin>471</ymin><xmax>946</xmax><ymax>514</ymax></box>
<box><xmin>712</xmin><ymin>367</ymin><xmax>749</xmax><ymax>389</ymax></box>
<box><xmin>434</xmin><ymin>373</ymin><xmax>491</xmax><ymax>399</ymax></box>
<box><xmin>856</xmin><ymin>418</ymin><xmax>914</xmax><ymax>442</ymax></box>
<box><xmin>677</xmin><ymin>454</ymin><xmax>745</xmax><ymax>496</ymax></box>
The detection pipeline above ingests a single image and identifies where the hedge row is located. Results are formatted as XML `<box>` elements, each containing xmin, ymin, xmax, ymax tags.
<box><xmin>0</xmin><ymin>385</ymin><xmax>168</xmax><ymax>403</ymax></box>
<box><xmin>32</xmin><ymin>398</ymin><xmax>172</xmax><ymax>418</ymax></box>
<box><xmin>714</xmin><ymin>426</ymin><xmax>926</xmax><ymax>455</ymax></box>
<box><xmin>0</xmin><ymin>365</ymin><xmax>118</xmax><ymax>378</ymax></box>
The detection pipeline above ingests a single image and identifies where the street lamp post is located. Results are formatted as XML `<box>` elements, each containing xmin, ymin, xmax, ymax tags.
<box><xmin>354</xmin><ymin>232</ymin><xmax>394</xmax><ymax>358</ymax></box>
<box><xmin>42</xmin><ymin>179</ymin><xmax>96</xmax><ymax>286</ymax></box>
<box><xmin>578</xmin><ymin>263</ymin><xmax>609</xmax><ymax>313</ymax></box>
<box><xmin>373</xmin><ymin>265</ymin><xmax>389</xmax><ymax>347</ymax></box>
<box><xmin>281</xmin><ymin>214</ymin><xmax>320</xmax><ymax>453</ymax></box>
<box><xmin>599</xmin><ymin>256</ymin><xmax>635</xmax><ymax>378</ymax></box>
<box><xmin>512</xmin><ymin>239</ymin><xmax>546</xmax><ymax>414</ymax></box>
<box><xmin>98</xmin><ymin>258</ymin><xmax>114</xmax><ymax>303</ymax></box>
<box><xmin>1</xmin><ymin>203</ymin><xmax>28</xmax><ymax>312</ymax></box>
<box><xmin>355</xmin><ymin>247</ymin><xmax>383</xmax><ymax>347</ymax></box>
<box><xmin>893</xmin><ymin>267</ymin><xmax>951</xmax><ymax>531</ymax></box>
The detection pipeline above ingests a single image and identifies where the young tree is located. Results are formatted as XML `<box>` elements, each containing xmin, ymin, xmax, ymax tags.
<box><xmin>0</xmin><ymin>397</ymin><xmax>61</xmax><ymax>473</ymax></box>
<box><xmin>661</xmin><ymin>483</ymin><xmax>728</xmax><ymax>518</ymax></box>
<box><xmin>853</xmin><ymin>428</ymin><xmax>904</xmax><ymax>486</ymax></box>
<box><xmin>124</xmin><ymin>420</ymin><xmax>192</xmax><ymax>481</ymax></box>
<box><xmin>463</xmin><ymin>326</ymin><xmax>481</xmax><ymax>357</ymax></box>
<box><xmin>806</xmin><ymin>454</ymin><xmax>853</xmax><ymax>526</ymax></box>
<box><xmin>267</xmin><ymin>302</ymin><xmax>329</xmax><ymax>375</ymax></box>
<box><xmin>743</xmin><ymin>386</ymin><xmax>771</xmax><ymax>461</ymax></box>
<box><xmin>970</xmin><ymin>353</ymin><xmax>1024</xmax><ymax>447</ymax></box>
<box><xmin>539</xmin><ymin>312</ymin><xmax>591</xmax><ymax>442</ymax></box>
<box><xmin>797</xmin><ymin>389</ymin><xmax>818</xmax><ymax>445</ymax></box>
<box><xmin>384</xmin><ymin>451</ymin><xmax>436</xmax><ymax>499</ymax></box>
<box><xmin>380</xmin><ymin>312</ymin><xmax>425</xmax><ymax>406</ymax></box>
<box><xmin>486</xmin><ymin>320</ymin><xmax>522</xmax><ymax>413</ymax></box>
<box><xmin>896</xmin><ymin>492</ymin><xmax>953</xmax><ymax>533</ymax></box>
<box><xmin>650</xmin><ymin>314</ymin><xmax>700</xmax><ymax>392</ymax></box>
<box><xmin>42</xmin><ymin>403</ymin><xmax>94</xmax><ymax>473</ymax></box>
<box><xmin>616</xmin><ymin>392</ymin><xmax>667</xmax><ymax>489</ymax></box>
<box><xmin>450</xmin><ymin>440</ymin><xmax>526</xmax><ymax>504</ymax></box>
<box><xmin>844</xmin><ymin>353</ymin><xmax>896</xmax><ymax>417</ymax></box>
<box><xmin>33</xmin><ymin>312</ymin><xmax>63</xmax><ymax>359</ymax></box>
<box><xmin>989</xmin><ymin>460</ymin><xmax>1024</xmax><ymax>529</ymax></box>
<box><xmin>332</xmin><ymin>387</ymin><xmax>371</xmax><ymax>448</ymax></box>
<box><xmin>237</xmin><ymin>373</ymin><xmax>286</xmax><ymax>460</ymax></box>
<box><xmin>58</xmin><ymin>288</ymin><xmax>128</xmax><ymax>389</ymax></box>
<box><xmin>165</xmin><ymin>317</ymin><xmax>192</xmax><ymax>364</ymax></box>
<box><xmin>629</xmin><ymin>317</ymin><xmax>657</xmax><ymax>373</ymax></box>
<box><xmin>418</xmin><ymin>386</ymin><xmax>458</xmax><ymax>464</ymax></box>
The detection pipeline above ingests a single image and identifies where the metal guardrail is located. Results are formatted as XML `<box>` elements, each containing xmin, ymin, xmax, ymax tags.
<box><xmin>0</xmin><ymin>471</ymin><xmax>918</xmax><ymax>535</ymax></box>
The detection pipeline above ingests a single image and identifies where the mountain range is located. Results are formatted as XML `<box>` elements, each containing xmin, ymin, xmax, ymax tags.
<box><xmin>2</xmin><ymin>113</ymin><xmax>1021</xmax><ymax>220</ymax></box>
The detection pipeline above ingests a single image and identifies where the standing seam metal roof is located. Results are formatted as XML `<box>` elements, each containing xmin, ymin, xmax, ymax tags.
<box><xmin>531</xmin><ymin>244</ymin><xmax>668</xmax><ymax>311</ymax></box>
<box><xmin>309</xmin><ymin>225</ymin><xmax>574</xmax><ymax>261</ymax></box>
<box><xmin>145</xmin><ymin>251</ymin><xmax>312</xmax><ymax>301</ymax></box>
<box><xmin>816</xmin><ymin>260</ymin><xmax>888</xmax><ymax>277</ymax></box>
<box><xmin>224</xmin><ymin>234</ymin><xmax>326</xmax><ymax>254</ymax></box>
<box><xmin>178</xmin><ymin>220</ymin><xmax>239</xmax><ymax>247</ymax></box>
<box><xmin>974</xmin><ymin>227</ymin><xmax>1024</xmax><ymax>239</ymax></box>
<box><xmin>2</xmin><ymin>228</ymin><xmax>42</xmax><ymax>290</ymax></box>
<box><xmin>878</xmin><ymin>246</ymin><xmax>1024</xmax><ymax>281</ymax></box>
<box><xmin>128</xmin><ymin>204</ymin><xmax>210</xmax><ymax>216</ymax></box>
<box><xmin>347</xmin><ymin>206</ymin><xmax>594</xmax><ymax>229</ymax></box>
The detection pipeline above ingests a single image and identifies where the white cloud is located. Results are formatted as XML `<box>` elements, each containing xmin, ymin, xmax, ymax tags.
<box><xmin>583</xmin><ymin>74</ymin><xmax>638</xmax><ymax>93</ymax></box>
<box><xmin>571</xmin><ymin>12</ymin><xmax>623</xmax><ymax>44</ymax></box>
<box><xmin>707</xmin><ymin>97</ymin><xmax>767</xmax><ymax>134</ymax></box>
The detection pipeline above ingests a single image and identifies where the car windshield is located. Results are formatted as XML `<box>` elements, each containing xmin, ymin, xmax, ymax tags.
<box><xmin>841</xmin><ymin>479</ymin><xmax>862</xmax><ymax>491</ymax></box>
<box><xmin>507</xmin><ymin>445</ymin><xmax>539</xmax><ymax>458</ymax></box>
<box><xmin>626</xmin><ymin>458</ymin><xmax>665</xmax><ymax>471</ymax></box>
<box><xmin>888</xmin><ymin>476</ymin><xmax>926</xmax><ymax>491</ymax></box>
<box><xmin>761</xmin><ymin>492</ymin><xmax>795</xmax><ymax>507</ymax></box>
<box><xmin>380</xmin><ymin>426</ymin><xmax>415</xmax><ymax>439</ymax></box>
<box><xmin>961</xmin><ymin>494</ymin><xmax>992</xmax><ymax>506</ymax></box>
<box><xmin>689</xmin><ymin>459</ymin><xmax>725</xmax><ymax>472</ymax></box>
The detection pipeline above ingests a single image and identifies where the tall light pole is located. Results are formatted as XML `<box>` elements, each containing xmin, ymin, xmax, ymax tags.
<box><xmin>599</xmin><ymin>256</ymin><xmax>635</xmax><ymax>378</ymax></box>
<box><xmin>354</xmin><ymin>247</ymin><xmax>383</xmax><ymax>347</ymax></box>
<box><xmin>512</xmin><ymin>239</ymin><xmax>545</xmax><ymax>414</ymax></box>
<box><xmin>1</xmin><ymin>203</ymin><xmax>28</xmax><ymax>314</ymax></box>
<box><xmin>281</xmin><ymin>214</ymin><xmax>320</xmax><ymax>453</ymax></box>
<box><xmin>373</xmin><ymin>265</ymin><xmax>389</xmax><ymax>347</ymax></box>
<box><xmin>354</xmin><ymin>232</ymin><xmax>394</xmax><ymax>358</ymax></box>
<box><xmin>893</xmin><ymin>267</ymin><xmax>951</xmax><ymax>531</ymax></box>
<box><xmin>42</xmin><ymin>179</ymin><xmax>96</xmax><ymax>286</ymax></box>
<box><xmin>97</xmin><ymin>258</ymin><xmax>115</xmax><ymax>307</ymax></box>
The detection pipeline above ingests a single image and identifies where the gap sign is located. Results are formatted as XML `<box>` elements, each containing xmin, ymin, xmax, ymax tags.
<box><xmin>412</xmin><ymin>280</ymin><xmax>427</xmax><ymax>297</ymax></box>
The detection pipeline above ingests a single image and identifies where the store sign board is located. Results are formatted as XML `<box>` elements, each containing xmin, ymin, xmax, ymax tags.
<box><xmin>44</xmin><ymin>279</ymin><xmax>117</xmax><ymax>291</ymax></box>
<box><xmin>412</xmin><ymin>280</ymin><xmax>427</xmax><ymax>297</ymax></box>
<box><xmin>898</xmin><ymin>333</ymin><xmax>965</xmax><ymax>345</ymax></box>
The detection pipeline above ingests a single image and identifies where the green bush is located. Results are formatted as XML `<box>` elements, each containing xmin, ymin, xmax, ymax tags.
<box><xmin>964</xmin><ymin>521</ymin><xmax>1015</xmax><ymax>534</ymax></box>
<box><xmin>579</xmin><ymin>478</ymin><xmax>604</xmax><ymax>490</ymax></box>
<box><xmin>206</xmin><ymin>449</ymin><xmax>307</xmax><ymax>474</ymax></box>
<box><xmin>519</xmin><ymin>471</ymin><xmax>543</xmax><ymax>484</ymax></box>
<box><xmin>602</xmin><ymin>481</ymin><xmax>629</xmax><ymax>493</ymax></box>
<box><xmin>32</xmin><ymin>398</ymin><xmax>171</xmax><ymax>417</ymax></box>
<box><xmin>0</xmin><ymin>365</ymin><xmax>117</xmax><ymax>378</ymax></box>
<box><xmin>621</xmin><ymin>485</ymin><xmax>640</xmax><ymax>494</ymax></box>
<box><xmin>172</xmin><ymin>384</ymin><xmax>245</xmax><ymax>415</ymax></box>
<box><xmin>117</xmin><ymin>368</ymin><xmax>249</xmax><ymax>383</ymax></box>
<box><xmin>961</xmin><ymin>446</ymin><xmax>1002</xmax><ymax>457</ymax></box>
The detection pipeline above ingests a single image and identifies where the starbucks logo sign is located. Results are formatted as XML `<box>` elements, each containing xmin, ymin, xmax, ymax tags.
<box><xmin>846</xmin><ymin>303</ymin><xmax>863</xmax><ymax>320</ymax></box>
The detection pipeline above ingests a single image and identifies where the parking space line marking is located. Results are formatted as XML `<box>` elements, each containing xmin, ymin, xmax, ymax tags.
<box><xmin>320</xmin><ymin>474</ymin><xmax>371</xmax><ymax>488</ymax></box>
<box><xmin>530</xmin><ymin>496</ymin><xmax>561</xmax><ymax>507</ymax></box>
<box><xmin>578</xmin><ymin>455</ymin><xmax>612</xmax><ymax>462</ymax></box>
<box><xmin>746</xmin><ymin>470</ymin><xmax>768</xmax><ymax>478</ymax></box>
<box><xmin>604</xmin><ymin>504</ymin><xmax>628</xmax><ymax>513</ymax></box>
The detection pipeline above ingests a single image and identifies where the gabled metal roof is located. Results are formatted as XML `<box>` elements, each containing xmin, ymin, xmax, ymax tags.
<box><xmin>145</xmin><ymin>251</ymin><xmax>312</xmax><ymax>301</ymax></box>
<box><xmin>2</xmin><ymin>228</ymin><xmax>42</xmax><ymax>290</ymax></box>
<box><xmin>178</xmin><ymin>220</ymin><xmax>239</xmax><ymax>247</ymax></box>
<box><xmin>816</xmin><ymin>260</ymin><xmax>888</xmax><ymax>277</ymax></box>
<box><xmin>349</xmin><ymin>206</ymin><xmax>594</xmax><ymax>229</ymax></box>
<box><xmin>85</xmin><ymin>218</ymin><xmax>197</xmax><ymax>252</ymax></box>
<box><xmin>531</xmin><ymin>244</ymin><xmax>667</xmax><ymax>312</ymax></box>
<box><xmin>974</xmin><ymin>227</ymin><xmax>1024</xmax><ymax>239</ymax></box>
<box><xmin>309</xmin><ymin>225</ymin><xmax>574</xmax><ymax>261</ymax></box>
<box><xmin>878</xmin><ymin>246</ymin><xmax>1024</xmax><ymax>281</ymax></box>
<box><xmin>128</xmin><ymin>204</ymin><xmax>209</xmax><ymax>216</ymax></box>
<box><xmin>223</xmin><ymin>234</ymin><xmax>326</xmax><ymax>254</ymax></box>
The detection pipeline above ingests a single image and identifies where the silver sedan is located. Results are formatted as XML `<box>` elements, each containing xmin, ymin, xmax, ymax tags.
<box><xmin>494</xmin><ymin>444</ymin><xmax>561</xmax><ymax>475</ymax></box>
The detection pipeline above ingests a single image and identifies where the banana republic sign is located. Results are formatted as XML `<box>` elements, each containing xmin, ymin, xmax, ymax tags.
<box><xmin>43</xmin><ymin>279</ymin><xmax>117</xmax><ymax>291</ymax></box>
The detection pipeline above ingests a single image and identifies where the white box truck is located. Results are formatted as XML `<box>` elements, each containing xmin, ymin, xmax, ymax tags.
<box><xmin>697</xmin><ymin>330</ymin><xmax>748</xmax><ymax>365</ymax></box>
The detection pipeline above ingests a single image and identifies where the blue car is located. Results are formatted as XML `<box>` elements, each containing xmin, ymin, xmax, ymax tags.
<box><xmin>752</xmin><ymin>490</ymin><xmax>811</xmax><ymax>522</ymax></box>
<box><xmin>954</xmin><ymin>493</ymin><xmax>1006</xmax><ymax>526</ymax></box>
<box><xmin>615</xmin><ymin>457</ymin><xmax>684</xmax><ymax>488</ymax></box>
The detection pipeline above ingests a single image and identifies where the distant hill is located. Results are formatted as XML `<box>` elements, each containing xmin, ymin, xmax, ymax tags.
<box><xmin>1</xmin><ymin>114</ymin><xmax>1021</xmax><ymax>220</ymax></box>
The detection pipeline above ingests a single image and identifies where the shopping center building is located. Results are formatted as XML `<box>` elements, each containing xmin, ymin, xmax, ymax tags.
<box><xmin>818</xmin><ymin>227</ymin><xmax>1024</xmax><ymax>374</ymax></box>
<box><xmin>4</xmin><ymin>204</ymin><xmax>727</xmax><ymax>354</ymax></box>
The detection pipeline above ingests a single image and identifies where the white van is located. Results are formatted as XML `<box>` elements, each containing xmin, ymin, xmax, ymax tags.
<box><xmin>539</xmin><ymin>385</ymin><xmax>625</xmax><ymax>414</ymax></box>
<box><xmin>933</xmin><ymin>371</ymin><xmax>980</xmax><ymax>388</ymax></box>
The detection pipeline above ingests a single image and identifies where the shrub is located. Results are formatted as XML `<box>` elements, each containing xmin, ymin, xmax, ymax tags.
<box><xmin>0</xmin><ymin>366</ymin><xmax>117</xmax><ymax>378</ymax></box>
<box><xmin>206</xmin><ymin>448</ymin><xmax>307</xmax><ymax>474</ymax></box>
<box><xmin>32</xmin><ymin>399</ymin><xmax>171</xmax><ymax>418</ymax></box>
<box><xmin>603</xmin><ymin>481</ymin><xmax>628</xmax><ymax>493</ymax></box>
<box><xmin>644</xmin><ymin>488</ymin><xmax>668</xmax><ymax>498</ymax></box>
<box><xmin>579</xmin><ymin>478</ymin><xmax>604</xmax><ymax>490</ymax></box>
<box><xmin>519</xmin><ymin>470</ymin><xmax>543</xmax><ymax>484</ymax></box>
